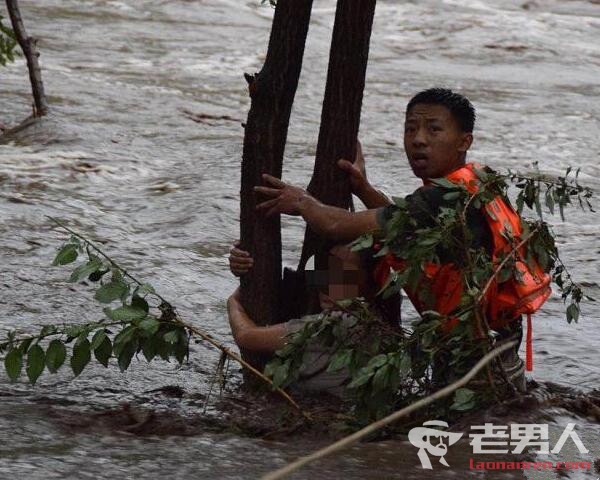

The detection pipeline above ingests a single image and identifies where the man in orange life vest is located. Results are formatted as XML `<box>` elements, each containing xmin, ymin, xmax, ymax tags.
<box><xmin>255</xmin><ymin>88</ymin><xmax>527</xmax><ymax>390</ymax></box>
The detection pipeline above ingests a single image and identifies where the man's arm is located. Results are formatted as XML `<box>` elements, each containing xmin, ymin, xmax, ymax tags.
<box><xmin>337</xmin><ymin>140</ymin><xmax>392</xmax><ymax>209</ymax></box>
<box><xmin>255</xmin><ymin>174</ymin><xmax>380</xmax><ymax>243</ymax></box>
<box><xmin>227</xmin><ymin>289</ymin><xmax>287</xmax><ymax>353</ymax></box>
<box><xmin>337</xmin><ymin>159</ymin><xmax>391</xmax><ymax>209</ymax></box>
<box><xmin>357</xmin><ymin>182</ymin><xmax>393</xmax><ymax>209</ymax></box>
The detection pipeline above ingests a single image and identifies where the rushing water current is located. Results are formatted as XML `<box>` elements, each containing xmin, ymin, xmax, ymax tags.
<box><xmin>1</xmin><ymin>0</ymin><xmax>600</xmax><ymax>478</ymax></box>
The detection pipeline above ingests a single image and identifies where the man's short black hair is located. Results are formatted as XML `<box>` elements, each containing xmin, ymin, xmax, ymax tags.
<box><xmin>406</xmin><ymin>88</ymin><xmax>476</xmax><ymax>133</ymax></box>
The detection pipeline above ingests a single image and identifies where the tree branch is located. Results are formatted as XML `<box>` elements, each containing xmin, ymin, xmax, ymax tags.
<box><xmin>6</xmin><ymin>0</ymin><xmax>48</xmax><ymax>116</ymax></box>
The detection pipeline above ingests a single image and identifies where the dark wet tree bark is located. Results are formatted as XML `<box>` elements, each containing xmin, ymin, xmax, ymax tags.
<box><xmin>6</xmin><ymin>0</ymin><xmax>48</xmax><ymax>117</ymax></box>
<box><xmin>239</xmin><ymin>0</ymin><xmax>313</xmax><ymax>370</ymax></box>
<box><xmin>299</xmin><ymin>0</ymin><xmax>377</xmax><ymax>269</ymax></box>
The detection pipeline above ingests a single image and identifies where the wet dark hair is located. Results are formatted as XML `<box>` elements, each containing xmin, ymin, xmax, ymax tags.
<box><xmin>406</xmin><ymin>88</ymin><xmax>476</xmax><ymax>133</ymax></box>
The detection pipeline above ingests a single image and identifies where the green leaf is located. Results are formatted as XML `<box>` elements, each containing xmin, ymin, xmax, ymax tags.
<box><xmin>365</xmin><ymin>354</ymin><xmax>388</xmax><ymax>370</ymax></box>
<box><xmin>75</xmin><ymin>332</ymin><xmax>89</xmax><ymax>346</ymax></box>
<box><xmin>497</xmin><ymin>265</ymin><xmax>513</xmax><ymax>283</ymax></box>
<box><xmin>442</xmin><ymin>191</ymin><xmax>461</xmax><ymax>201</ymax></box>
<box><xmin>71</xmin><ymin>338</ymin><xmax>91</xmax><ymax>377</ymax></box>
<box><xmin>351</xmin><ymin>234</ymin><xmax>373</xmax><ymax>251</ymax></box>
<box><xmin>163</xmin><ymin>330</ymin><xmax>179</xmax><ymax>344</ymax></box>
<box><xmin>117</xmin><ymin>338</ymin><xmax>138</xmax><ymax>372</ymax></box>
<box><xmin>94</xmin><ymin>281</ymin><xmax>129</xmax><ymax>304</ymax></box>
<box><xmin>450</xmin><ymin>387</ymin><xmax>476</xmax><ymax>411</ymax></box>
<box><xmin>19</xmin><ymin>338</ymin><xmax>33</xmax><ymax>354</ymax></box>
<box><xmin>5</xmin><ymin>348</ymin><xmax>22</xmax><ymax>381</ymax></box>
<box><xmin>139</xmin><ymin>318</ymin><xmax>160</xmax><ymax>336</ymax></box>
<box><xmin>94</xmin><ymin>337</ymin><xmax>112</xmax><ymax>368</ymax></box>
<box><xmin>39</xmin><ymin>325</ymin><xmax>58</xmax><ymax>337</ymax></box>
<box><xmin>111</xmin><ymin>268</ymin><xmax>124</xmax><ymax>284</ymax></box>
<box><xmin>271</xmin><ymin>362</ymin><xmax>290</xmax><ymax>389</ymax></box>
<box><xmin>90</xmin><ymin>330</ymin><xmax>108</xmax><ymax>351</ymax></box>
<box><xmin>372</xmin><ymin>364</ymin><xmax>391</xmax><ymax>391</ymax></box>
<box><xmin>173</xmin><ymin>333</ymin><xmax>188</xmax><ymax>364</ymax></box>
<box><xmin>52</xmin><ymin>243</ymin><xmax>79</xmax><ymax>266</ymax></box>
<box><xmin>69</xmin><ymin>257</ymin><xmax>103</xmax><ymax>283</ymax></box>
<box><xmin>516</xmin><ymin>192</ymin><xmax>524</xmax><ymax>213</ymax></box>
<box><xmin>131</xmin><ymin>295</ymin><xmax>149</xmax><ymax>313</ymax></box>
<box><xmin>566</xmin><ymin>303</ymin><xmax>580</xmax><ymax>324</ymax></box>
<box><xmin>26</xmin><ymin>345</ymin><xmax>45</xmax><ymax>385</ymax></box>
<box><xmin>64</xmin><ymin>325</ymin><xmax>83</xmax><ymax>341</ymax></box>
<box><xmin>45</xmin><ymin>340</ymin><xmax>67</xmax><ymax>373</ymax></box>
<box><xmin>104</xmin><ymin>305</ymin><xmax>147</xmax><ymax>322</ymax></box>
<box><xmin>263</xmin><ymin>360</ymin><xmax>278</xmax><ymax>378</ymax></box>
<box><xmin>113</xmin><ymin>325</ymin><xmax>137</xmax><ymax>357</ymax></box>
<box><xmin>134</xmin><ymin>283</ymin><xmax>156</xmax><ymax>297</ymax></box>
<box><xmin>157</xmin><ymin>335</ymin><xmax>174</xmax><ymax>361</ymax></box>
<box><xmin>347</xmin><ymin>371</ymin><xmax>372</xmax><ymax>389</ymax></box>
<box><xmin>141</xmin><ymin>336</ymin><xmax>160</xmax><ymax>362</ymax></box>
<box><xmin>430</xmin><ymin>177</ymin><xmax>457</xmax><ymax>189</ymax></box>
<box><xmin>327</xmin><ymin>349</ymin><xmax>352</xmax><ymax>372</ymax></box>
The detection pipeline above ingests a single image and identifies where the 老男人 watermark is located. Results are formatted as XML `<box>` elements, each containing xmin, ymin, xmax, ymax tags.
<box><xmin>408</xmin><ymin>420</ymin><xmax>591</xmax><ymax>471</ymax></box>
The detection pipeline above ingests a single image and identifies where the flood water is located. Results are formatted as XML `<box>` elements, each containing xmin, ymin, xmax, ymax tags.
<box><xmin>1</xmin><ymin>0</ymin><xmax>599</xmax><ymax>478</ymax></box>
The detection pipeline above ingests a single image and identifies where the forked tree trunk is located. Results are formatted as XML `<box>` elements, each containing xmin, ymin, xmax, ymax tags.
<box><xmin>6</xmin><ymin>0</ymin><xmax>48</xmax><ymax>117</ymax></box>
<box><xmin>239</xmin><ymin>0</ymin><xmax>313</xmax><ymax>370</ymax></box>
<box><xmin>299</xmin><ymin>0</ymin><xmax>377</xmax><ymax>269</ymax></box>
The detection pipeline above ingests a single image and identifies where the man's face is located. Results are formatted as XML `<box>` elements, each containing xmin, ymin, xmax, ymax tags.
<box><xmin>403</xmin><ymin>103</ymin><xmax>473</xmax><ymax>180</ymax></box>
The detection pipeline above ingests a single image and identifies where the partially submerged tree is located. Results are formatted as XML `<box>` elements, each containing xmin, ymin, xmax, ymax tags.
<box><xmin>239</xmin><ymin>0</ymin><xmax>377</xmax><ymax>372</ymax></box>
<box><xmin>299</xmin><ymin>0</ymin><xmax>377</xmax><ymax>270</ymax></box>
<box><xmin>5</xmin><ymin>0</ymin><xmax>48</xmax><ymax>117</ymax></box>
<box><xmin>239</xmin><ymin>0</ymin><xmax>314</xmax><ymax>369</ymax></box>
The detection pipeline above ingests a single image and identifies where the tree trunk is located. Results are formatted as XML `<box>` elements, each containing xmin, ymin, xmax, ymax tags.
<box><xmin>299</xmin><ymin>0</ymin><xmax>377</xmax><ymax>269</ymax></box>
<box><xmin>239</xmin><ymin>0</ymin><xmax>313</xmax><ymax>371</ymax></box>
<box><xmin>6</xmin><ymin>0</ymin><xmax>48</xmax><ymax>117</ymax></box>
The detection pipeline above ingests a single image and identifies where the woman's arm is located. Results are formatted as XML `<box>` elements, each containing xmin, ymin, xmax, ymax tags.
<box><xmin>227</xmin><ymin>288</ymin><xmax>288</xmax><ymax>353</ymax></box>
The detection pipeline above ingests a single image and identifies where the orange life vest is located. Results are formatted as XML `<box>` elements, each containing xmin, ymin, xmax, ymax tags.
<box><xmin>374</xmin><ymin>163</ymin><xmax>552</xmax><ymax>370</ymax></box>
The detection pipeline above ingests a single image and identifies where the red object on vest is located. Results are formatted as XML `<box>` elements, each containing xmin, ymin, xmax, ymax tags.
<box><xmin>374</xmin><ymin>163</ymin><xmax>551</xmax><ymax>371</ymax></box>
<box><xmin>526</xmin><ymin>314</ymin><xmax>533</xmax><ymax>371</ymax></box>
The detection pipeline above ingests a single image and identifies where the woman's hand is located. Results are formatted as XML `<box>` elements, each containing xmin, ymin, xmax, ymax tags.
<box><xmin>229</xmin><ymin>240</ymin><xmax>254</xmax><ymax>277</ymax></box>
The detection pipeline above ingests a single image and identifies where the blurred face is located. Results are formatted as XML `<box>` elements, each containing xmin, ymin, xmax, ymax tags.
<box><xmin>307</xmin><ymin>245</ymin><xmax>367</xmax><ymax>309</ymax></box>
<box><xmin>404</xmin><ymin>103</ymin><xmax>473</xmax><ymax>180</ymax></box>
<box><xmin>324</xmin><ymin>250</ymin><xmax>363</xmax><ymax>303</ymax></box>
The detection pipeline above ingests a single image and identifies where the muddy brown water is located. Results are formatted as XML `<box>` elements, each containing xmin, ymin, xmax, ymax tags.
<box><xmin>1</xmin><ymin>0</ymin><xmax>600</xmax><ymax>478</ymax></box>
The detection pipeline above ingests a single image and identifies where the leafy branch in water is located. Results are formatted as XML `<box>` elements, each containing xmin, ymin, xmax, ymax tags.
<box><xmin>0</xmin><ymin>15</ymin><xmax>17</xmax><ymax>67</ymax></box>
<box><xmin>507</xmin><ymin>164</ymin><xmax>595</xmax><ymax>322</ymax></box>
<box><xmin>0</xmin><ymin>217</ymin><xmax>304</xmax><ymax>414</ymax></box>
<box><xmin>265</xmin><ymin>165</ymin><xmax>595</xmax><ymax>422</ymax></box>
<box><xmin>509</xmin><ymin>163</ymin><xmax>594</xmax><ymax>221</ymax></box>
